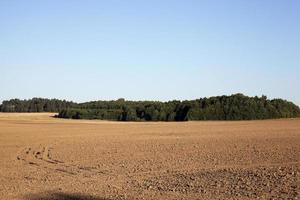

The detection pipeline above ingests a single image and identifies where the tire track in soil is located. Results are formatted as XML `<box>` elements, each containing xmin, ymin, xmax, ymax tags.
<box><xmin>16</xmin><ymin>145</ymin><xmax>114</xmax><ymax>178</ymax></box>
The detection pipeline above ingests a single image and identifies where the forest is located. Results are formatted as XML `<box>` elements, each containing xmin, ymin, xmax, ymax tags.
<box><xmin>1</xmin><ymin>94</ymin><xmax>300</xmax><ymax>121</ymax></box>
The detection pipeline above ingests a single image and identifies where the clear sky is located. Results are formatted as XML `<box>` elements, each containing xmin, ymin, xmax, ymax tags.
<box><xmin>1</xmin><ymin>0</ymin><xmax>299</xmax><ymax>105</ymax></box>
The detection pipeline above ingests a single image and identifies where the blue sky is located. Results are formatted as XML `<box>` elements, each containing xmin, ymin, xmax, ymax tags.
<box><xmin>1</xmin><ymin>0</ymin><xmax>299</xmax><ymax>105</ymax></box>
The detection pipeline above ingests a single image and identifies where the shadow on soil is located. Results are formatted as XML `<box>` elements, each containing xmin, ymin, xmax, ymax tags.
<box><xmin>24</xmin><ymin>192</ymin><xmax>113</xmax><ymax>200</ymax></box>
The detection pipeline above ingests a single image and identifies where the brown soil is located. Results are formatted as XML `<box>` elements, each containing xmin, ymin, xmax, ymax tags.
<box><xmin>0</xmin><ymin>113</ymin><xmax>299</xmax><ymax>200</ymax></box>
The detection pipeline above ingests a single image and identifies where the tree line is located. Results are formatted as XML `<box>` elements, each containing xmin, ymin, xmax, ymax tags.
<box><xmin>0</xmin><ymin>98</ymin><xmax>76</xmax><ymax>112</ymax></box>
<box><xmin>1</xmin><ymin>94</ymin><xmax>300</xmax><ymax>121</ymax></box>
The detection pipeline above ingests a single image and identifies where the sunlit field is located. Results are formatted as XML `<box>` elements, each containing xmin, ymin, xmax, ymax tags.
<box><xmin>0</xmin><ymin>113</ymin><xmax>299</xmax><ymax>199</ymax></box>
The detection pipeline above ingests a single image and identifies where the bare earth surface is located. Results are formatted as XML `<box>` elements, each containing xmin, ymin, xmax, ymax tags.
<box><xmin>0</xmin><ymin>113</ymin><xmax>299</xmax><ymax>200</ymax></box>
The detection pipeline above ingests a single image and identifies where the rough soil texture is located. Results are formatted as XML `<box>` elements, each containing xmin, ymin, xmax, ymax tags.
<box><xmin>0</xmin><ymin>113</ymin><xmax>299</xmax><ymax>200</ymax></box>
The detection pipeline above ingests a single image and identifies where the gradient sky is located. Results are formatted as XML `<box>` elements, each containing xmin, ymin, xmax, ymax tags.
<box><xmin>1</xmin><ymin>0</ymin><xmax>299</xmax><ymax>105</ymax></box>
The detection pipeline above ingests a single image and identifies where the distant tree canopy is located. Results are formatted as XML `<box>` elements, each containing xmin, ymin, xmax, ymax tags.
<box><xmin>1</xmin><ymin>94</ymin><xmax>300</xmax><ymax>121</ymax></box>
<box><xmin>0</xmin><ymin>98</ymin><xmax>76</xmax><ymax>112</ymax></box>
